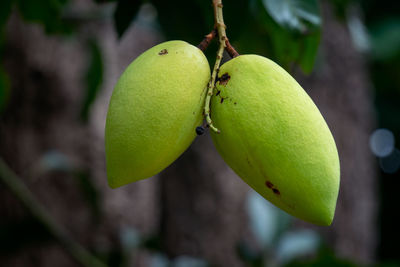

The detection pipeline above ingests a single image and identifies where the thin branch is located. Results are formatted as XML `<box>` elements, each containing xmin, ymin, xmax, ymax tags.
<box><xmin>0</xmin><ymin>158</ymin><xmax>107</xmax><ymax>267</ymax></box>
<box><xmin>225</xmin><ymin>38</ymin><xmax>239</xmax><ymax>58</ymax></box>
<box><xmin>197</xmin><ymin>28</ymin><xmax>217</xmax><ymax>51</ymax></box>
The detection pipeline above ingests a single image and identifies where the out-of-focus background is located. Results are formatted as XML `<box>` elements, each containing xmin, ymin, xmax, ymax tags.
<box><xmin>0</xmin><ymin>0</ymin><xmax>399</xmax><ymax>266</ymax></box>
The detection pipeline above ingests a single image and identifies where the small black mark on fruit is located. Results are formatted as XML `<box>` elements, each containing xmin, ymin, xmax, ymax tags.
<box><xmin>272</xmin><ymin>188</ymin><xmax>280</xmax><ymax>195</ymax></box>
<box><xmin>265</xmin><ymin>180</ymin><xmax>281</xmax><ymax>196</ymax></box>
<box><xmin>219</xmin><ymin>73</ymin><xmax>230</xmax><ymax>86</ymax></box>
<box><xmin>220</xmin><ymin>98</ymin><xmax>225</xmax><ymax>103</ymax></box>
<box><xmin>234</xmin><ymin>102</ymin><xmax>237</xmax><ymax>105</ymax></box>
<box><xmin>196</xmin><ymin>126</ymin><xmax>205</xmax><ymax>135</ymax></box>
<box><xmin>158</xmin><ymin>49</ymin><xmax>168</xmax><ymax>55</ymax></box>
<box><xmin>216</xmin><ymin>90</ymin><xmax>221</xmax><ymax>96</ymax></box>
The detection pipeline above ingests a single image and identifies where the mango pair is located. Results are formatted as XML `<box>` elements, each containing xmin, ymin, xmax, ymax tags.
<box><xmin>105</xmin><ymin>41</ymin><xmax>340</xmax><ymax>225</ymax></box>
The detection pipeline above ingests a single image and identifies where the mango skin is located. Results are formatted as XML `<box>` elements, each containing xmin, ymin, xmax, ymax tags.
<box><xmin>105</xmin><ymin>41</ymin><xmax>210</xmax><ymax>188</ymax></box>
<box><xmin>210</xmin><ymin>55</ymin><xmax>340</xmax><ymax>225</ymax></box>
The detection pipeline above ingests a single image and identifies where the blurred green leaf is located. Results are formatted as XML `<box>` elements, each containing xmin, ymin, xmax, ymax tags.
<box><xmin>247</xmin><ymin>190</ymin><xmax>291</xmax><ymax>248</ymax></box>
<box><xmin>114</xmin><ymin>0</ymin><xmax>143</xmax><ymax>38</ymax></box>
<box><xmin>369</xmin><ymin>17</ymin><xmax>400</xmax><ymax>61</ymax></box>
<box><xmin>150</xmin><ymin>253</ymin><xmax>170</xmax><ymax>267</ymax></box>
<box><xmin>262</xmin><ymin>0</ymin><xmax>320</xmax><ymax>32</ymax></box>
<box><xmin>276</xmin><ymin>230</ymin><xmax>320</xmax><ymax>264</ymax></box>
<box><xmin>81</xmin><ymin>40</ymin><xmax>103</xmax><ymax>122</ymax></box>
<box><xmin>120</xmin><ymin>227</ymin><xmax>141</xmax><ymax>251</ymax></box>
<box><xmin>39</xmin><ymin>150</ymin><xmax>74</xmax><ymax>172</ymax></box>
<box><xmin>329</xmin><ymin>0</ymin><xmax>352</xmax><ymax>20</ymax></box>
<box><xmin>296</xmin><ymin>30</ymin><xmax>320</xmax><ymax>73</ymax></box>
<box><xmin>16</xmin><ymin>0</ymin><xmax>72</xmax><ymax>34</ymax></box>
<box><xmin>247</xmin><ymin>0</ymin><xmax>321</xmax><ymax>73</ymax></box>
<box><xmin>0</xmin><ymin>0</ymin><xmax>13</xmax><ymax>28</ymax></box>
<box><xmin>347</xmin><ymin>14</ymin><xmax>370</xmax><ymax>53</ymax></box>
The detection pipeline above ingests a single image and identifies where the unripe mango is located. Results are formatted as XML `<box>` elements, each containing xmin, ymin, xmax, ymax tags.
<box><xmin>210</xmin><ymin>55</ymin><xmax>340</xmax><ymax>225</ymax></box>
<box><xmin>105</xmin><ymin>41</ymin><xmax>210</xmax><ymax>188</ymax></box>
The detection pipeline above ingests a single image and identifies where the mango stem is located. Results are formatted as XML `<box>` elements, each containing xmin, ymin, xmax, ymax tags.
<box><xmin>203</xmin><ymin>0</ymin><xmax>228</xmax><ymax>134</ymax></box>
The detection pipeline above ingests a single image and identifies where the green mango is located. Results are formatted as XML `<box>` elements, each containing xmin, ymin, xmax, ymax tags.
<box><xmin>105</xmin><ymin>41</ymin><xmax>210</xmax><ymax>188</ymax></box>
<box><xmin>210</xmin><ymin>55</ymin><xmax>340</xmax><ymax>225</ymax></box>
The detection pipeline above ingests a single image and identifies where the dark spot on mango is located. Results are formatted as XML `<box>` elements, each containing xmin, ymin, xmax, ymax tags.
<box><xmin>265</xmin><ymin>181</ymin><xmax>274</xmax><ymax>189</ymax></box>
<box><xmin>216</xmin><ymin>90</ymin><xmax>221</xmax><ymax>96</ymax></box>
<box><xmin>158</xmin><ymin>49</ymin><xmax>168</xmax><ymax>55</ymax></box>
<box><xmin>219</xmin><ymin>73</ymin><xmax>230</xmax><ymax>86</ymax></box>
<box><xmin>272</xmin><ymin>188</ymin><xmax>280</xmax><ymax>195</ymax></box>
<box><xmin>234</xmin><ymin>102</ymin><xmax>237</xmax><ymax>105</ymax></box>
<box><xmin>246</xmin><ymin>157</ymin><xmax>252</xmax><ymax>167</ymax></box>
<box><xmin>220</xmin><ymin>98</ymin><xmax>224</xmax><ymax>103</ymax></box>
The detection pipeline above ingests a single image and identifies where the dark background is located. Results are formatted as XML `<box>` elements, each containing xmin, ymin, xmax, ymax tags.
<box><xmin>0</xmin><ymin>0</ymin><xmax>399</xmax><ymax>266</ymax></box>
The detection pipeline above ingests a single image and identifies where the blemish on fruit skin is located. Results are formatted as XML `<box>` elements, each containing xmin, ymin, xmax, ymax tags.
<box><xmin>272</xmin><ymin>188</ymin><xmax>281</xmax><ymax>195</ymax></box>
<box><xmin>216</xmin><ymin>90</ymin><xmax>221</xmax><ymax>96</ymax></box>
<box><xmin>246</xmin><ymin>157</ymin><xmax>252</xmax><ymax>167</ymax></box>
<box><xmin>234</xmin><ymin>102</ymin><xmax>237</xmax><ymax>105</ymax></box>
<box><xmin>220</xmin><ymin>96</ymin><xmax>229</xmax><ymax>103</ymax></box>
<box><xmin>158</xmin><ymin>49</ymin><xmax>168</xmax><ymax>55</ymax></box>
<box><xmin>265</xmin><ymin>180</ymin><xmax>281</xmax><ymax>196</ymax></box>
<box><xmin>219</xmin><ymin>73</ymin><xmax>230</xmax><ymax>86</ymax></box>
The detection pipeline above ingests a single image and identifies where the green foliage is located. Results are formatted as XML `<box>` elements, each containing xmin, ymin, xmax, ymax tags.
<box><xmin>329</xmin><ymin>0</ymin><xmax>353</xmax><ymax>19</ymax></box>
<box><xmin>262</xmin><ymin>0</ymin><xmax>320</xmax><ymax>31</ymax></box>
<box><xmin>0</xmin><ymin>0</ymin><xmax>13</xmax><ymax>28</ymax></box>
<box><xmin>81</xmin><ymin>41</ymin><xmax>103</xmax><ymax>122</ymax></box>
<box><xmin>16</xmin><ymin>0</ymin><xmax>72</xmax><ymax>34</ymax></box>
<box><xmin>369</xmin><ymin>17</ymin><xmax>400</xmax><ymax>61</ymax></box>
<box><xmin>245</xmin><ymin>0</ymin><xmax>321</xmax><ymax>73</ymax></box>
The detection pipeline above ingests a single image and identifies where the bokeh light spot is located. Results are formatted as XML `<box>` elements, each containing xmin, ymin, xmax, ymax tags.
<box><xmin>369</xmin><ymin>128</ymin><xmax>395</xmax><ymax>157</ymax></box>
<box><xmin>379</xmin><ymin>149</ymin><xmax>400</xmax><ymax>174</ymax></box>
